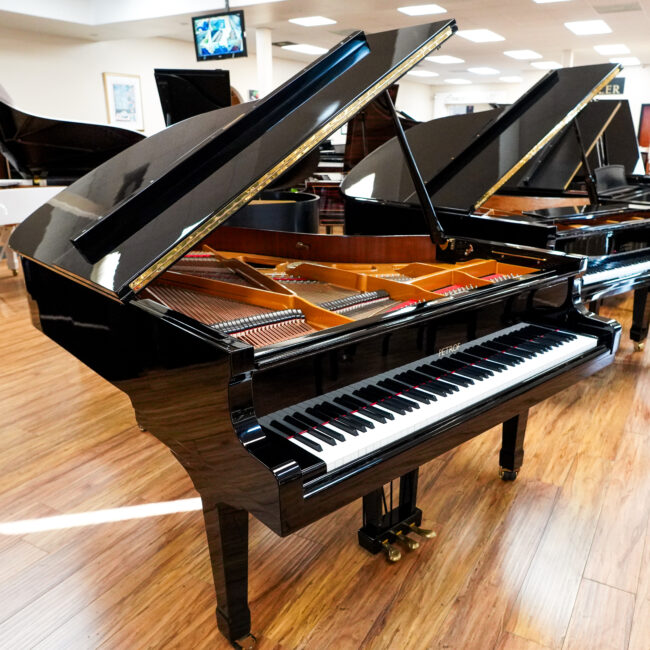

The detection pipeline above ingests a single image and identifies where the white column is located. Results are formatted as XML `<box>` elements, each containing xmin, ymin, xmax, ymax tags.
<box><xmin>562</xmin><ymin>49</ymin><xmax>574</xmax><ymax>68</ymax></box>
<box><xmin>255</xmin><ymin>28</ymin><xmax>273</xmax><ymax>98</ymax></box>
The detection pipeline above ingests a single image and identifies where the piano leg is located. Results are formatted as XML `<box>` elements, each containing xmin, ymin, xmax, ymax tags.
<box><xmin>499</xmin><ymin>410</ymin><xmax>528</xmax><ymax>481</ymax></box>
<box><xmin>631</xmin><ymin>287</ymin><xmax>649</xmax><ymax>351</ymax></box>
<box><xmin>202</xmin><ymin>501</ymin><xmax>254</xmax><ymax>648</ymax></box>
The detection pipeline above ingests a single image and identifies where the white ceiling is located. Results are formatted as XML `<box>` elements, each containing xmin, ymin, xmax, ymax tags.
<box><xmin>1</xmin><ymin>0</ymin><xmax>649</xmax><ymax>84</ymax></box>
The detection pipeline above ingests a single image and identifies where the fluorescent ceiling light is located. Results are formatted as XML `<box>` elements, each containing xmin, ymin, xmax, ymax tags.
<box><xmin>531</xmin><ymin>60</ymin><xmax>563</xmax><ymax>69</ymax></box>
<box><xmin>468</xmin><ymin>67</ymin><xmax>499</xmax><ymax>75</ymax></box>
<box><xmin>504</xmin><ymin>49</ymin><xmax>542</xmax><ymax>60</ymax></box>
<box><xmin>532</xmin><ymin>0</ymin><xmax>572</xmax><ymax>3</ymax></box>
<box><xmin>407</xmin><ymin>69</ymin><xmax>440</xmax><ymax>77</ymax></box>
<box><xmin>610</xmin><ymin>56</ymin><xmax>640</xmax><ymax>66</ymax></box>
<box><xmin>282</xmin><ymin>43</ymin><xmax>328</xmax><ymax>55</ymax></box>
<box><xmin>426</xmin><ymin>54</ymin><xmax>464</xmax><ymax>64</ymax></box>
<box><xmin>397</xmin><ymin>4</ymin><xmax>447</xmax><ymax>15</ymax></box>
<box><xmin>457</xmin><ymin>29</ymin><xmax>505</xmax><ymax>43</ymax></box>
<box><xmin>594</xmin><ymin>43</ymin><xmax>630</xmax><ymax>55</ymax></box>
<box><xmin>445</xmin><ymin>78</ymin><xmax>472</xmax><ymax>84</ymax></box>
<box><xmin>500</xmin><ymin>76</ymin><xmax>523</xmax><ymax>83</ymax></box>
<box><xmin>564</xmin><ymin>20</ymin><xmax>612</xmax><ymax>35</ymax></box>
<box><xmin>289</xmin><ymin>16</ymin><xmax>337</xmax><ymax>26</ymax></box>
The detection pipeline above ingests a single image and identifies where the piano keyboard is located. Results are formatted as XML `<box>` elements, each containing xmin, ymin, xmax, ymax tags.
<box><xmin>259</xmin><ymin>323</ymin><xmax>598</xmax><ymax>472</ymax></box>
<box><xmin>583</xmin><ymin>255</ymin><xmax>650</xmax><ymax>285</ymax></box>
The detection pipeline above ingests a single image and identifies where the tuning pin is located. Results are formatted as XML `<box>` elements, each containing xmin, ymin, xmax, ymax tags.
<box><xmin>395</xmin><ymin>534</ymin><xmax>420</xmax><ymax>551</ymax></box>
<box><xmin>409</xmin><ymin>523</ymin><xmax>436</xmax><ymax>539</ymax></box>
<box><xmin>381</xmin><ymin>540</ymin><xmax>402</xmax><ymax>562</ymax></box>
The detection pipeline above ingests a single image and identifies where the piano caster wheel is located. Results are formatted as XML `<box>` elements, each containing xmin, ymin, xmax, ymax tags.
<box><xmin>233</xmin><ymin>634</ymin><xmax>256</xmax><ymax>649</ymax></box>
<box><xmin>137</xmin><ymin>423</ymin><xmax>146</xmax><ymax>432</ymax></box>
<box><xmin>409</xmin><ymin>523</ymin><xmax>436</xmax><ymax>540</ymax></box>
<box><xmin>395</xmin><ymin>533</ymin><xmax>420</xmax><ymax>551</ymax></box>
<box><xmin>11</xmin><ymin>269</ymin><xmax>18</xmax><ymax>277</ymax></box>
<box><xmin>499</xmin><ymin>468</ymin><xmax>518</xmax><ymax>481</ymax></box>
<box><xmin>381</xmin><ymin>540</ymin><xmax>402</xmax><ymax>563</ymax></box>
<box><xmin>634</xmin><ymin>341</ymin><xmax>645</xmax><ymax>352</ymax></box>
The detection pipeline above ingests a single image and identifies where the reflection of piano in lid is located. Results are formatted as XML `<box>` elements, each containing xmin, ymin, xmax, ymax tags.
<box><xmin>343</xmin><ymin>63</ymin><xmax>650</xmax><ymax>350</ymax></box>
<box><xmin>0</xmin><ymin>98</ymin><xmax>145</xmax><ymax>274</ymax></box>
<box><xmin>10</xmin><ymin>22</ymin><xmax>620</xmax><ymax>647</ymax></box>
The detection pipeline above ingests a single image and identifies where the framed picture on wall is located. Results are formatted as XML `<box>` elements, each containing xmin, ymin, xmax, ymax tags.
<box><xmin>103</xmin><ymin>72</ymin><xmax>144</xmax><ymax>131</ymax></box>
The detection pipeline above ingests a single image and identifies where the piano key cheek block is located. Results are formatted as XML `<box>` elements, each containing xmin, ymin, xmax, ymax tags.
<box><xmin>10</xmin><ymin>21</ymin><xmax>621</xmax><ymax>650</ymax></box>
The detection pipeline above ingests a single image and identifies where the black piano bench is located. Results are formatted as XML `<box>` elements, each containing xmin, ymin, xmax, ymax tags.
<box><xmin>358</xmin><ymin>469</ymin><xmax>436</xmax><ymax>562</ymax></box>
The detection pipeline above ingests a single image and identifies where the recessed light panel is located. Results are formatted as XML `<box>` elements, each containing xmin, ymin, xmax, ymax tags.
<box><xmin>610</xmin><ymin>56</ymin><xmax>640</xmax><ymax>65</ymax></box>
<box><xmin>457</xmin><ymin>29</ymin><xmax>505</xmax><ymax>42</ymax></box>
<box><xmin>445</xmin><ymin>78</ymin><xmax>472</xmax><ymax>84</ymax></box>
<box><xmin>564</xmin><ymin>20</ymin><xmax>612</xmax><ymax>35</ymax></box>
<box><xmin>532</xmin><ymin>0</ymin><xmax>572</xmax><ymax>3</ymax></box>
<box><xmin>282</xmin><ymin>43</ymin><xmax>328</xmax><ymax>55</ymax></box>
<box><xmin>500</xmin><ymin>76</ymin><xmax>523</xmax><ymax>82</ymax></box>
<box><xmin>531</xmin><ymin>60</ymin><xmax>563</xmax><ymax>69</ymax></box>
<box><xmin>468</xmin><ymin>67</ymin><xmax>499</xmax><ymax>75</ymax></box>
<box><xmin>407</xmin><ymin>69</ymin><xmax>439</xmax><ymax>77</ymax></box>
<box><xmin>504</xmin><ymin>49</ymin><xmax>542</xmax><ymax>60</ymax></box>
<box><xmin>397</xmin><ymin>4</ymin><xmax>447</xmax><ymax>15</ymax></box>
<box><xmin>594</xmin><ymin>43</ymin><xmax>630</xmax><ymax>55</ymax></box>
<box><xmin>426</xmin><ymin>54</ymin><xmax>464</xmax><ymax>64</ymax></box>
<box><xmin>288</xmin><ymin>16</ymin><xmax>337</xmax><ymax>26</ymax></box>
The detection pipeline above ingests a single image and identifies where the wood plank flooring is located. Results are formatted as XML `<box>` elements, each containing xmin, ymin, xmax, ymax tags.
<box><xmin>0</xmin><ymin>262</ymin><xmax>648</xmax><ymax>650</ymax></box>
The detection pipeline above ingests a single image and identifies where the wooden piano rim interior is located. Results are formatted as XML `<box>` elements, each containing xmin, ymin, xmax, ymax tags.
<box><xmin>481</xmin><ymin>194</ymin><xmax>650</xmax><ymax>230</ymax></box>
<box><xmin>138</xmin><ymin>248</ymin><xmax>539</xmax><ymax>348</ymax></box>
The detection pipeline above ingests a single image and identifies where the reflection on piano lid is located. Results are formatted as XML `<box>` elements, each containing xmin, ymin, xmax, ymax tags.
<box><xmin>9</xmin><ymin>22</ymin><xmax>622</xmax><ymax>647</ymax></box>
<box><xmin>0</xmin><ymin>99</ymin><xmax>144</xmax><ymax>185</ymax></box>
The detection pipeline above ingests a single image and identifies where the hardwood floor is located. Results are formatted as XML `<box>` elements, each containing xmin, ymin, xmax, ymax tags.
<box><xmin>0</xmin><ymin>261</ymin><xmax>648</xmax><ymax>650</ymax></box>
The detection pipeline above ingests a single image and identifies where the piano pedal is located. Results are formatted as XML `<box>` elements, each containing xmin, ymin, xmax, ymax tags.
<box><xmin>499</xmin><ymin>467</ymin><xmax>518</xmax><ymax>481</ymax></box>
<box><xmin>233</xmin><ymin>633</ymin><xmax>257</xmax><ymax>649</ymax></box>
<box><xmin>409</xmin><ymin>523</ymin><xmax>436</xmax><ymax>539</ymax></box>
<box><xmin>381</xmin><ymin>539</ymin><xmax>402</xmax><ymax>562</ymax></box>
<box><xmin>394</xmin><ymin>532</ymin><xmax>420</xmax><ymax>551</ymax></box>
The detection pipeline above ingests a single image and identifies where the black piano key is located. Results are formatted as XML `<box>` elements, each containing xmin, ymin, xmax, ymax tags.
<box><xmin>506</xmin><ymin>334</ymin><xmax>552</xmax><ymax>352</ymax></box>
<box><xmin>396</xmin><ymin>370</ymin><xmax>452</xmax><ymax>395</ymax></box>
<box><xmin>378</xmin><ymin>378</ymin><xmax>432</xmax><ymax>404</ymax></box>
<box><xmin>413</xmin><ymin>365</ymin><xmax>461</xmax><ymax>391</ymax></box>
<box><xmin>306</xmin><ymin>406</ymin><xmax>358</xmax><ymax>436</ymax></box>
<box><xmin>468</xmin><ymin>345</ymin><xmax>522</xmax><ymax>366</ymax></box>
<box><xmin>317</xmin><ymin>402</ymin><xmax>368</xmax><ymax>432</ymax></box>
<box><xmin>325</xmin><ymin>402</ymin><xmax>373</xmax><ymax>430</ymax></box>
<box><xmin>268</xmin><ymin>420</ymin><xmax>323</xmax><ymax>452</ymax></box>
<box><xmin>445</xmin><ymin>359</ymin><xmax>491</xmax><ymax>380</ymax></box>
<box><xmin>335</xmin><ymin>395</ymin><xmax>392</xmax><ymax>422</ymax></box>
<box><xmin>455</xmin><ymin>351</ymin><xmax>505</xmax><ymax>372</ymax></box>
<box><xmin>353</xmin><ymin>388</ymin><xmax>408</xmax><ymax>415</ymax></box>
<box><xmin>289</xmin><ymin>413</ymin><xmax>347</xmax><ymax>441</ymax></box>
<box><xmin>418</xmin><ymin>363</ymin><xmax>474</xmax><ymax>387</ymax></box>
<box><xmin>483</xmin><ymin>341</ymin><xmax>534</xmax><ymax>359</ymax></box>
<box><xmin>281</xmin><ymin>416</ymin><xmax>338</xmax><ymax>446</ymax></box>
<box><xmin>366</xmin><ymin>385</ymin><xmax>420</xmax><ymax>410</ymax></box>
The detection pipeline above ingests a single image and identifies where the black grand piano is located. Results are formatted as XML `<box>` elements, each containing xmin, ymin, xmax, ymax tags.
<box><xmin>11</xmin><ymin>22</ymin><xmax>620</xmax><ymax>648</ymax></box>
<box><xmin>343</xmin><ymin>64</ymin><xmax>650</xmax><ymax>350</ymax></box>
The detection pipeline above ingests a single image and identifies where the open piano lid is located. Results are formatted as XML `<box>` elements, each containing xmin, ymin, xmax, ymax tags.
<box><xmin>10</xmin><ymin>21</ymin><xmax>456</xmax><ymax>301</ymax></box>
<box><xmin>0</xmin><ymin>99</ymin><xmax>144</xmax><ymax>183</ymax></box>
<box><xmin>342</xmin><ymin>63</ymin><xmax>620</xmax><ymax>212</ymax></box>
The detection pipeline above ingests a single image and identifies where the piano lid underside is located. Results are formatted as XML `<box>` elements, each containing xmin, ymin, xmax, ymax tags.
<box><xmin>138</xmin><ymin>249</ymin><xmax>539</xmax><ymax>349</ymax></box>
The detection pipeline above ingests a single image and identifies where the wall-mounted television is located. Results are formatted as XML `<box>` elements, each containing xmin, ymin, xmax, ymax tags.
<box><xmin>192</xmin><ymin>10</ymin><xmax>247</xmax><ymax>61</ymax></box>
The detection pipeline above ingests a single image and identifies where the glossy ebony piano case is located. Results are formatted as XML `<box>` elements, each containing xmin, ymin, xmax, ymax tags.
<box><xmin>11</xmin><ymin>22</ymin><xmax>620</xmax><ymax>648</ymax></box>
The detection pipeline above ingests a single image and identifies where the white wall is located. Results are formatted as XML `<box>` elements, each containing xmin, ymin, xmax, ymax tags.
<box><xmin>0</xmin><ymin>25</ymin><xmax>440</xmax><ymax>135</ymax></box>
<box><xmin>0</xmin><ymin>26</ymin><xmax>304</xmax><ymax>134</ymax></box>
